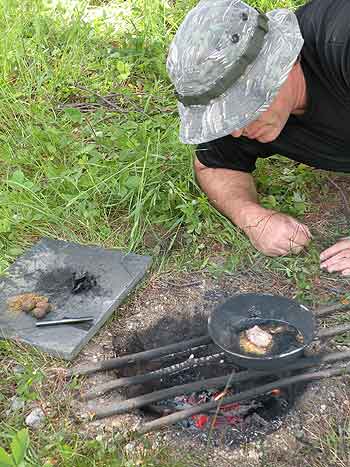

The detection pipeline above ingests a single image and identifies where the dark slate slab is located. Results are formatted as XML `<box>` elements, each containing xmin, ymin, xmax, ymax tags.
<box><xmin>0</xmin><ymin>238</ymin><xmax>152</xmax><ymax>360</ymax></box>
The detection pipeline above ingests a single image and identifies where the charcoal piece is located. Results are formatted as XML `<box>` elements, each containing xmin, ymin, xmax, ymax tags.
<box><xmin>71</xmin><ymin>271</ymin><xmax>97</xmax><ymax>294</ymax></box>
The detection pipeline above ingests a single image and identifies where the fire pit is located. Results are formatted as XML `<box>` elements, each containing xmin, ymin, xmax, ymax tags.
<box><xmin>72</xmin><ymin>298</ymin><xmax>350</xmax><ymax>447</ymax></box>
<box><xmin>137</xmin><ymin>358</ymin><xmax>305</xmax><ymax>447</ymax></box>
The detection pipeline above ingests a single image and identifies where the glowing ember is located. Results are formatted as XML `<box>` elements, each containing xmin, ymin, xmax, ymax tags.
<box><xmin>214</xmin><ymin>389</ymin><xmax>229</xmax><ymax>401</ymax></box>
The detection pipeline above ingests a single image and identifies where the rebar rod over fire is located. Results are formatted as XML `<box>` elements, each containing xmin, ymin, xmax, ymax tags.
<box><xmin>69</xmin><ymin>335</ymin><xmax>211</xmax><ymax>377</ymax></box>
<box><xmin>70</xmin><ymin>302</ymin><xmax>349</xmax><ymax>378</ymax></box>
<box><xmin>91</xmin><ymin>349</ymin><xmax>350</xmax><ymax>419</ymax></box>
<box><xmin>317</xmin><ymin>323</ymin><xmax>350</xmax><ymax>339</ymax></box>
<box><xmin>137</xmin><ymin>364</ymin><xmax>350</xmax><ymax>434</ymax></box>
<box><xmin>83</xmin><ymin>352</ymin><xmax>225</xmax><ymax>401</ymax></box>
<box><xmin>82</xmin><ymin>319</ymin><xmax>350</xmax><ymax>401</ymax></box>
<box><xmin>314</xmin><ymin>302</ymin><xmax>350</xmax><ymax>318</ymax></box>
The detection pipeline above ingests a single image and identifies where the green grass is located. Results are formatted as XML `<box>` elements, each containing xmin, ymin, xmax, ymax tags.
<box><xmin>0</xmin><ymin>0</ymin><xmax>348</xmax><ymax>465</ymax></box>
<box><xmin>0</xmin><ymin>0</ymin><xmax>322</xmax><ymax>276</ymax></box>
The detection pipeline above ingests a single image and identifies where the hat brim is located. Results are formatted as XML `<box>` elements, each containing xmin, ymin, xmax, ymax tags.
<box><xmin>178</xmin><ymin>9</ymin><xmax>304</xmax><ymax>145</ymax></box>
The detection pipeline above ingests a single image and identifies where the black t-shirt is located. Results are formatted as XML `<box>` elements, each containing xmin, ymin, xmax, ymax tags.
<box><xmin>196</xmin><ymin>0</ymin><xmax>350</xmax><ymax>173</ymax></box>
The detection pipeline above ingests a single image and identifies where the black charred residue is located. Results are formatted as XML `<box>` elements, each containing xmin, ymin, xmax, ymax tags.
<box><xmin>71</xmin><ymin>271</ymin><xmax>97</xmax><ymax>294</ymax></box>
<box><xmin>34</xmin><ymin>267</ymin><xmax>101</xmax><ymax>310</ymax></box>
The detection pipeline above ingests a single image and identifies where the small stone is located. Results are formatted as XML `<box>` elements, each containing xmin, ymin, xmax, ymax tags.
<box><xmin>6</xmin><ymin>397</ymin><xmax>25</xmax><ymax>415</ymax></box>
<box><xmin>125</xmin><ymin>441</ymin><xmax>136</xmax><ymax>454</ymax></box>
<box><xmin>294</xmin><ymin>430</ymin><xmax>305</xmax><ymax>440</ymax></box>
<box><xmin>13</xmin><ymin>364</ymin><xmax>25</xmax><ymax>374</ymax></box>
<box><xmin>320</xmin><ymin>404</ymin><xmax>326</xmax><ymax>412</ymax></box>
<box><xmin>25</xmin><ymin>407</ymin><xmax>45</xmax><ymax>429</ymax></box>
<box><xmin>11</xmin><ymin>397</ymin><xmax>25</xmax><ymax>411</ymax></box>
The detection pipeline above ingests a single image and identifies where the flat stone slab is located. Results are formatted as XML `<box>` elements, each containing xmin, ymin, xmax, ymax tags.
<box><xmin>0</xmin><ymin>238</ymin><xmax>152</xmax><ymax>360</ymax></box>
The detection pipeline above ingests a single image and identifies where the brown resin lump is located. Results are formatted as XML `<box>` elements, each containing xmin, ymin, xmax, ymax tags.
<box><xmin>7</xmin><ymin>293</ymin><xmax>52</xmax><ymax>319</ymax></box>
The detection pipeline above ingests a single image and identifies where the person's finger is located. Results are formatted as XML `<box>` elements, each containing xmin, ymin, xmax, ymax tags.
<box><xmin>256</xmin><ymin>128</ymin><xmax>283</xmax><ymax>144</ymax></box>
<box><xmin>342</xmin><ymin>269</ymin><xmax>350</xmax><ymax>276</ymax></box>
<box><xmin>288</xmin><ymin>238</ymin><xmax>305</xmax><ymax>254</ymax></box>
<box><xmin>321</xmin><ymin>249</ymin><xmax>350</xmax><ymax>269</ymax></box>
<box><xmin>288</xmin><ymin>223</ymin><xmax>311</xmax><ymax>252</ymax></box>
<box><xmin>280</xmin><ymin>238</ymin><xmax>303</xmax><ymax>256</ymax></box>
<box><xmin>245</xmin><ymin>124</ymin><xmax>269</xmax><ymax>140</ymax></box>
<box><xmin>300</xmin><ymin>223</ymin><xmax>312</xmax><ymax>239</ymax></box>
<box><xmin>267</xmin><ymin>246</ymin><xmax>290</xmax><ymax>257</ymax></box>
<box><xmin>320</xmin><ymin>239</ymin><xmax>350</xmax><ymax>262</ymax></box>
<box><xmin>280</xmin><ymin>232</ymin><xmax>303</xmax><ymax>255</ymax></box>
<box><xmin>231</xmin><ymin>129</ymin><xmax>243</xmax><ymax>138</ymax></box>
<box><xmin>243</xmin><ymin>118</ymin><xmax>275</xmax><ymax>140</ymax></box>
<box><xmin>293</xmin><ymin>222</ymin><xmax>312</xmax><ymax>240</ymax></box>
<box><xmin>267</xmin><ymin>251</ymin><xmax>285</xmax><ymax>257</ymax></box>
<box><xmin>323</xmin><ymin>256</ymin><xmax>350</xmax><ymax>273</ymax></box>
<box><xmin>289</xmin><ymin>244</ymin><xmax>304</xmax><ymax>255</ymax></box>
<box><xmin>252</xmin><ymin>242</ymin><xmax>282</xmax><ymax>257</ymax></box>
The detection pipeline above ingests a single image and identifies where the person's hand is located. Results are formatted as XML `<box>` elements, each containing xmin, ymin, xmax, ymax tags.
<box><xmin>242</xmin><ymin>206</ymin><xmax>312</xmax><ymax>257</ymax></box>
<box><xmin>320</xmin><ymin>238</ymin><xmax>350</xmax><ymax>275</ymax></box>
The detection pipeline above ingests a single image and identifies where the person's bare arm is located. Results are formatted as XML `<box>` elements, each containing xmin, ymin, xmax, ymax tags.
<box><xmin>194</xmin><ymin>157</ymin><xmax>259</xmax><ymax>228</ymax></box>
<box><xmin>194</xmin><ymin>157</ymin><xmax>311</xmax><ymax>256</ymax></box>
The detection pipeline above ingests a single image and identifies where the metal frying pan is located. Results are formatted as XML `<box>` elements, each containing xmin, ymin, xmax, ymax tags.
<box><xmin>208</xmin><ymin>293</ymin><xmax>316</xmax><ymax>370</ymax></box>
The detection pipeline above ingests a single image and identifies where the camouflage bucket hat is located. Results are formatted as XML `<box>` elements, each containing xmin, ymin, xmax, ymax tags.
<box><xmin>167</xmin><ymin>0</ymin><xmax>304</xmax><ymax>144</ymax></box>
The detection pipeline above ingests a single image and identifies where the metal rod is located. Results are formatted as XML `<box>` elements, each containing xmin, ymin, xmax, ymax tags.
<box><xmin>91</xmin><ymin>350</ymin><xmax>350</xmax><ymax>419</ymax></box>
<box><xmin>318</xmin><ymin>323</ymin><xmax>350</xmax><ymax>339</ymax></box>
<box><xmin>92</xmin><ymin>372</ymin><xmax>249</xmax><ymax>419</ymax></box>
<box><xmin>69</xmin><ymin>335</ymin><xmax>212</xmax><ymax>377</ymax></box>
<box><xmin>80</xmin><ymin>325</ymin><xmax>350</xmax><ymax>390</ymax></box>
<box><xmin>137</xmin><ymin>364</ymin><xmax>350</xmax><ymax>434</ymax></box>
<box><xmin>36</xmin><ymin>317</ymin><xmax>94</xmax><ymax>327</ymax></box>
<box><xmin>82</xmin><ymin>353</ymin><xmax>224</xmax><ymax>401</ymax></box>
<box><xmin>71</xmin><ymin>302</ymin><xmax>349</xmax><ymax>377</ymax></box>
<box><xmin>314</xmin><ymin>302</ymin><xmax>350</xmax><ymax>318</ymax></box>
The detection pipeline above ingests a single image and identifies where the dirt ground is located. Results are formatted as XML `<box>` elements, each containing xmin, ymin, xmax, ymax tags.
<box><xmin>71</xmin><ymin>263</ymin><xmax>350</xmax><ymax>467</ymax></box>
